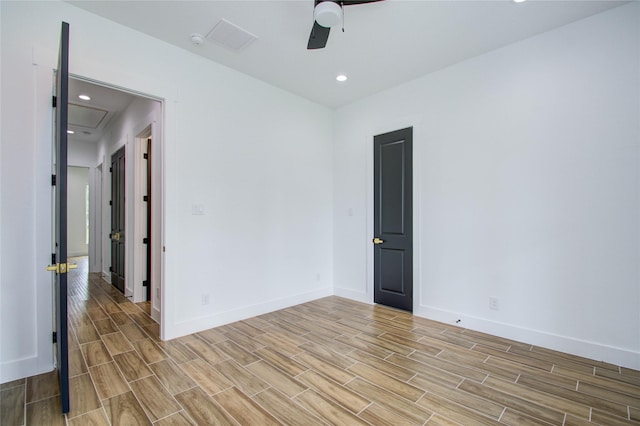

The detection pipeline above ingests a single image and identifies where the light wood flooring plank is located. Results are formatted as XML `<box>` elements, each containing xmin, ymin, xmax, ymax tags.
<box><xmin>25</xmin><ymin>370</ymin><xmax>59</xmax><ymax>403</ymax></box>
<box><xmin>348</xmin><ymin>362</ymin><xmax>425</xmax><ymax>402</ymax></box>
<box><xmin>67</xmin><ymin>408</ymin><xmax>110</xmax><ymax>426</ymax></box>
<box><xmin>179</xmin><ymin>358</ymin><xmax>233</xmax><ymax>395</ymax></box>
<box><xmin>118</xmin><ymin>323</ymin><xmax>148</xmax><ymax>342</ymax></box>
<box><xmin>101</xmin><ymin>331</ymin><xmax>134</xmax><ymax>355</ymax></box>
<box><xmin>67</xmin><ymin>373</ymin><xmax>101</xmax><ymax>418</ymax></box>
<box><xmin>157</xmin><ymin>341</ymin><xmax>199</xmax><ymax>364</ymax></box>
<box><xmin>297</xmin><ymin>369</ymin><xmax>370</xmax><ymax>413</ymax></box>
<box><xmin>212</xmin><ymin>359</ymin><xmax>270</xmax><ymax>396</ymax></box>
<box><xmin>133</xmin><ymin>338</ymin><xmax>167</xmax><ymax>364</ymax></box>
<box><xmin>294</xmin><ymin>389</ymin><xmax>371</xmax><ymax>426</ymax></box>
<box><xmin>68</xmin><ymin>348</ymin><xmax>88</xmax><ymax>377</ymax></box>
<box><xmin>153</xmin><ymin>411</ymin><xmax>195</xmax><ymax>426</ymax></box>
<box><xmin>25</xmin><ymin>396</ymin><xmax>65</xmax><ymax>426</ymax></box>
<box><xmin>195</xmin><ymin>328</ymin><xmax>227</xmax><ymax>345</ymax></box>
<box><xmin>359</xmin><ymin>402</ymin><xmax>424</xmax><ymax>426</ymax></box>
<box><xmin>418</xmin><ymin>392</ymin><xmax>502</xmax><ymax>426</ymax></box>
<box><xmin>103</xmin><ymin>391</ymin><xmax>151</xmax><ymax>426</ymax></box>
<box><xmin>75</xmin><ymin>324</ymin><xmax>101</xmax><ymax>344</ymax></box>
<box><xmin>255</xmin><ymin>346</ymin><xmax>309</xmax><ymax>376</ymax></box>
<box><xmin>1</xmin><ymin>385</ymin><xmax>25</xmax><ymax>426</ymax></box>
<box><xmin>89</xmin><ymin>362</ymin><xmax>129</xmax><ymax>400</ymax></box>
<box><xmin>516</xmin><ymin>373</ymin><xmax>628</xmax><ymax>418</ymax></box>
<box><xmin>253</xmin><ymin>388</ymin><xmax>328</xmax><ymax>426</ymax></box>
<box><xmin>346</xmin><ymin>377</ymin><xmax>432</xmax><ymax>425</ymax></box>
<box><xmin>578</xmin><ymin>381</ymin><xmax>640</xmax><ymax>408</ymax></box>
<box><xmin>348</xmin><ymin>348</ymin><xmax>415</xmax><ymax>380</ymax></box>
<box><xmin>129</xmin><ymin>376</ymin><xmax>182</xmax><ymax>421</ymax></box>
<box><xmin>246</xmin><ymin>360</ymin><xmax>307</xmax><ymax>397</ymax></box>
<box><xmin>457</xmin><ymin>379</ymin><xmax>565</xmax><ymax>425</ymax></box>
<box><xmin>93</xmin><ymin>318</ymin><xmax>119</xmax><ymax>335</ymax></box>
<box><xmin>113</xmin><ymin>350</ymin><xmax>154</xmax><ymax>382</ymax></box>
<box><xmin>82</xmin><ymin>341</ymin><xmax>112</xmax><ymax>367</ymax></box>
<box><xmin>212</xmin><ymin>386</ymin><xmax>280</xmax><ymax>426</ymax></box>
<box><xmin>214</xmin><ymin>340</ymin><xmax>260</xmax><ymax>366</ymax></box>
<box><xmin>294</xmin><ymin>351</ymin><xmax>355</xmax><ymax>385</ymax></box>
<box><xmin>149</xmin><ymin>359</ymin><xmax>197</xmax><ymax>395</ymax></box>
<box><xmin>183</xmin><ymin>338</ymin><xmax>228</xmax><ymax>365</ymax></box>
<box><xmin>499</xmin><ymin>408</ymin><xmax>556</xmax><ymax>426</ymax></box>
<box><xmin>174</xmin><ymin>387</ymin><xmax>238</xmax><ymax>426</ymax></box>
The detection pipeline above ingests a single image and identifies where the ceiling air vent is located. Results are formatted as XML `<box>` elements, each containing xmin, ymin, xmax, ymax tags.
<box><xmin>206</xmin><ymin>19</ymin><xmax>258</xmax><ymax>51</ymax></box>
<box><xmin>68</xmin><ymin>103</ymin><xmax>108</xmax><ymax>129</ymax></box>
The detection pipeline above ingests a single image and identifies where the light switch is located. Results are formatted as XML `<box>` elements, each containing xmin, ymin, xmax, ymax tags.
<box><xmin>192</xmin><ymin>204</ymin><xmax>205</xmax><ymax>215</ymax></box>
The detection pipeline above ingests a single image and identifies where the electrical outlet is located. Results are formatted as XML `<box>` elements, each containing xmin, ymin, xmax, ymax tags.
<box><xmin>201</xmin><ymin>294</ymin><xmax>210</xmax><ymax>305</ymax></box>
<box><xmin>489</xmin><ymin>297</ymin><xmax>499</xmax><ymax>311</ymax></box>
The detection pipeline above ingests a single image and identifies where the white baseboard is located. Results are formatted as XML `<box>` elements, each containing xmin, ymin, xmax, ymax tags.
<box><xmin>1</xmin><ymin>357</ymin><xmax>52</xmax><ymax>384</ymax></box>
<box><xmin>164</xmin><ymin>287</ymin><xmax>333</xmax><ymax>340</ymax></box>
<box><xmin>416</xmin><ymin>304</ymin><xmax>640</xmax><ymax>371</ymax></box>
<box><xmin>333</xmin><ymin>287</ymin><xmax>371</xmax><ymax>304</ymax></box>
<box><xmin>101</xmin><ymin>271</ymin><xmax>111</xmax><ymax>283</ymax></box>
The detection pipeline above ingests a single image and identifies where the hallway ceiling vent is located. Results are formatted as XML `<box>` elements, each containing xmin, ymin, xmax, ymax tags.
<box><xmin>68</xmin><ymin>103</ymin><xmax>108</xmax><ymax>129</ymax></box>
<box><xmin>206</xmin><ymin>18</ymin><xmax>258</xmax><ymax>52</ymax></box>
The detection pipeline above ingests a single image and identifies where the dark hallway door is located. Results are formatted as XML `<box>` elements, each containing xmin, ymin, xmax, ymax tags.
<box><xmin>50</xmin><ymin>21</ymin><xmax>71</xmax><ymax>414</ymax></box>
<box><xmin>373</xmin><ymin>127</ymin><xmax>413</xmax><ymax>312</ymax></box>
<box><xmin>111</xmin><ymin>146</ymin><xmax>125</xmax><ymax>293</ymax></box>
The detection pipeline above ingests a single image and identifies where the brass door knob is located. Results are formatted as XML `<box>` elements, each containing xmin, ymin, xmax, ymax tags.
<box><xmin>373</xmin><ymin>237</ymin><xmax>384</xmax><ymax>245</ymax></box>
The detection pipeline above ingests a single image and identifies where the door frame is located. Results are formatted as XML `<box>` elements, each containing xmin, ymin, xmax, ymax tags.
<box><xmin>366</xmin><ymin>122</ymin><xmax>421</xmax><ymax>312</ymax></box>
<box><xmin>133</xmin><ymin>125</ymin><xmax>156</xmax><ymax>310</ymax></box>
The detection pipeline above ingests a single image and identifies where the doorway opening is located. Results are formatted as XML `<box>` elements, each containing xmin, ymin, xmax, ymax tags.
<box><xmin>67</xmin><ymin>75</ymin><xmax>164</xmax><ymax>324</ymax></box>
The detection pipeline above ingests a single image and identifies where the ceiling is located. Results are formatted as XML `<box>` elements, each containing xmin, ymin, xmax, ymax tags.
<box><xmin>68</xmin><ymin>78</ymin><xmax>135</xmax><ymax>143</ymax></box>
<box><xmin>67</xmin><ymin>0</ymin><xmax>627</xmax><ymax>109</ymax></box>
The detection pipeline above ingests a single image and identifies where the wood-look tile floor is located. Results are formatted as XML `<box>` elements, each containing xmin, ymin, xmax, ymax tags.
<box><xmin>2</xmin><ymin>257</ymin><xmax>639</xmax><ymax>425</ymax></box>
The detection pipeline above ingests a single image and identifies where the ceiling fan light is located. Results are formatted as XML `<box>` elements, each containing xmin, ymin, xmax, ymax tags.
<box><xmin>314</xmin><ymin>1</ymin><xmax>342</xmax><ymax>28</ymax></box>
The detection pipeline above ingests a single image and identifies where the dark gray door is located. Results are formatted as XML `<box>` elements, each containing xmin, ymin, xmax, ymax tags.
<box><xmin>52</xmin><ymin>21</ymin><xmax>70</xmax><ymax>414</ymax></box>
<box><xmin>373</xmin><ymin>127</ymin><xmax>413</xmax><ymax>311</ymax></box>
<box><xmin>110</xmin><ymin>146</ymin><xmax>125</xmax><ymax>293</ymax></box>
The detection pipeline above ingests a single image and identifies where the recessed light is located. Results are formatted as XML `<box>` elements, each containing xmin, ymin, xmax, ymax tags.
<box><xmin>67</xmin><ymin>130</ymin><xmax>75</xmax><ymax>134</ymax></box>
<box><xmin>78</xmin><ymin>94</ymin><xmax>91</xmax><ymax>101</ymax></box>
<box><xmin>513</xmin><ymin>0</ymin><xmax>526</xmax><ymax>3</ymax></box>
<box><xmin>336</xmin><ymin>74</ymin><xmax>348</xmax><ymax>82</ymax></box>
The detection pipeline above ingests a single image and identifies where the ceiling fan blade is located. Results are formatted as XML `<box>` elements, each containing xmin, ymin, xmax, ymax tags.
<box><xmin>341</xmin><ymin>0</ymin><xmax>383</xmax><ymax>5</ymax></box>
<box><xmin>307</xmin><ymin>20</ymin><xmax>331</xmax><ymax>50</ymax></box>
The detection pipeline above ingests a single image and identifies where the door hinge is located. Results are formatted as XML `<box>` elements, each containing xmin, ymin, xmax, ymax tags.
<box><xmin>52</xmin><ymin>96</ymin><xmax>57</xmax><ymax>108</ymax></box>
<box><xmin>143</xmin><ymin>153</ymin><xmax>148</xmax><ymax>160</ymax></box>
<box><xmin>109</xmin><ymin>200</ymin><xmax>113</xmax><ymax>206</ymax></box>
<box><xmin>51</xmin><ymin>175</ymin><xmax>56</xmax><ymax>186</ymax></box>
<box><xmin>142</xmin><ymin>280</ymin><xmax>149</xmax><ymax>287</ymax></box>
<box><xmin>51</xmin><ymin>253</ymin><xmax>56</xmax><ymax>265</ymax></box>
<box><xmin>143</xmin><ymin>195</ymin><xmax>148</xmax><ymax>202</ymax></box>
<box><xmin>109</xmin><ymin>167</ymin><xmax>113</xmax><ymax>173</ymax></box>
<box><xmin>143</xmin><ymin>238</ymin><xmax>149</xmax><ymax>244</ymax></box>
<box><xmin>52</xmin><ymin>331</ymin><xmax>57</xmax><ymax>344</ymax></box>
<box><xmin>109</xmin><ymin>266</ymin><xmax>113</xmax><ymax>272</ymax></box>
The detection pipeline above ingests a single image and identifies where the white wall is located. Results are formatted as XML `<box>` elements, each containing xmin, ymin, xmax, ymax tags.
<box><xmin>67</xmin><ymin>166</ymin><xmax>89</xmax><ymax>257</ymax></box>
<box><xmin>68</xmin><ymin>138</ymin><xmax>97</xmax><ymax>167</ymax></box>
<box><xmin>0</xmin><ymin>0</ymin><xmax>333</xmax><ymax>382</ymax></box>
<box><xmin>333</xmin><ymin>3</ymin><xmax>640</xmax><ymax>369</ymax></box>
